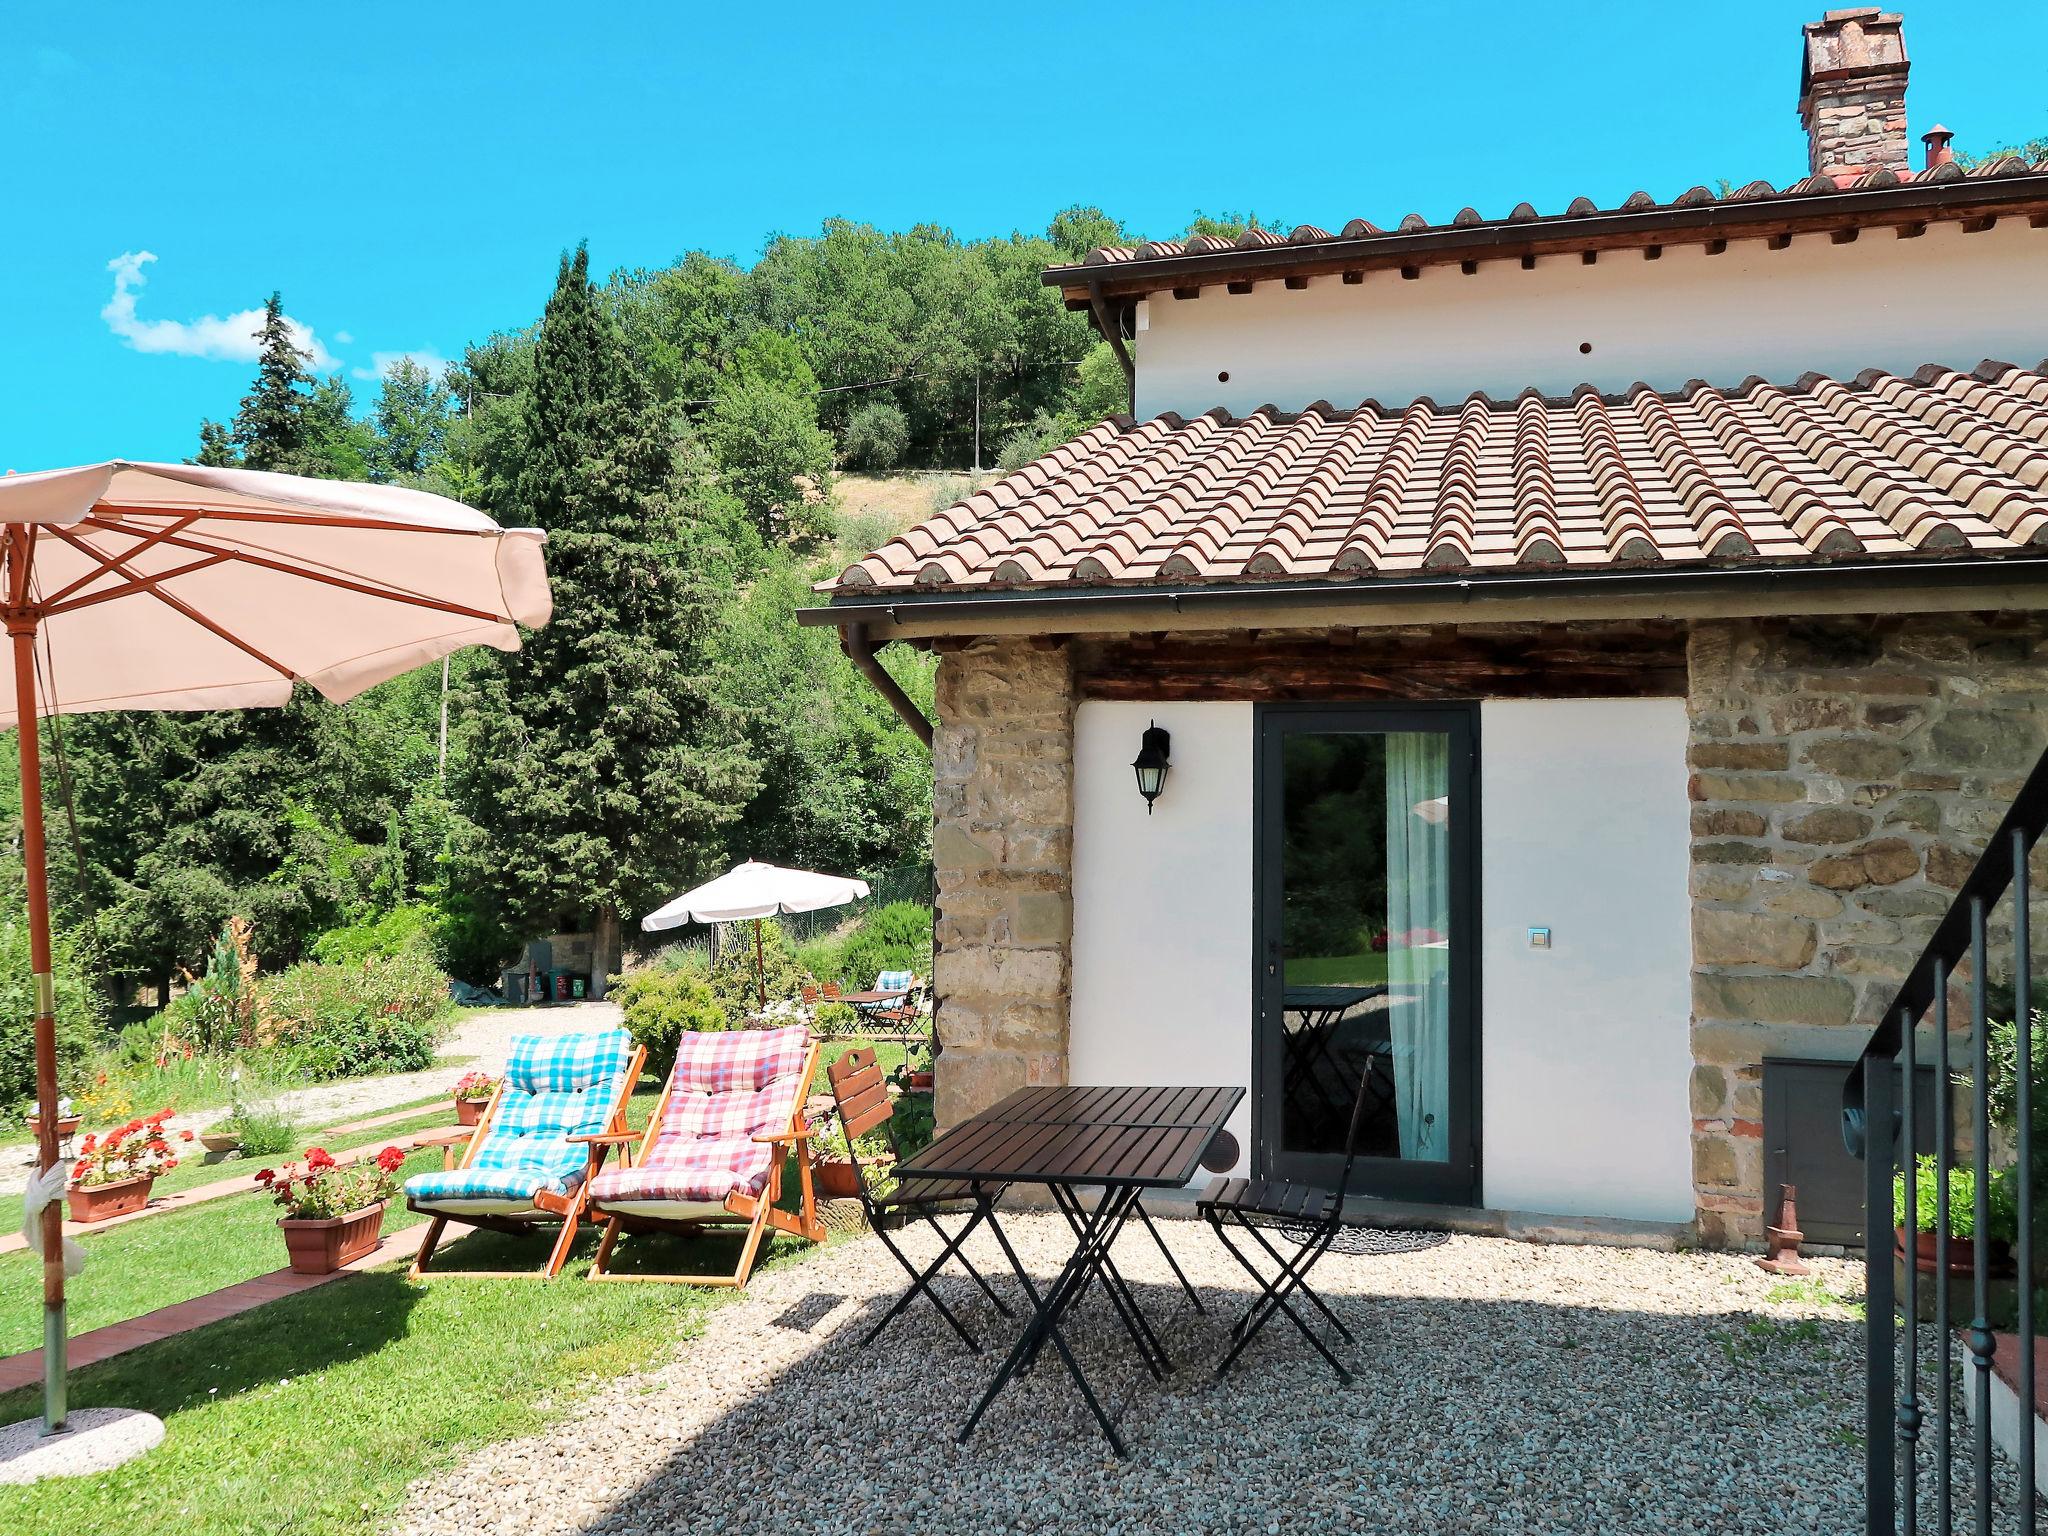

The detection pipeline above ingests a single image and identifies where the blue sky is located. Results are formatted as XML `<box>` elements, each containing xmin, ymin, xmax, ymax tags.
<box><xmin>2</xmin><ymin>2</ymin><xmax>2036</xmax><ymax>469</ymax></box>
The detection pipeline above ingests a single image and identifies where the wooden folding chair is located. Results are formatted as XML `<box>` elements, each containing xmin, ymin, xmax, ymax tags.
<box><xmin>827</xmin><ymin>1045</ymin><xmax>1012</xmax><ymax>1351</ymax></box>
<box><xmin>585</xmin><ymin>1024</ymin><xmax>826</xmax><ymax>1287</ymax></box>
<box><xmin>405</xmin><ymin>1029</ymin><xmax>644</xmax><ymax>1280</ymax></box>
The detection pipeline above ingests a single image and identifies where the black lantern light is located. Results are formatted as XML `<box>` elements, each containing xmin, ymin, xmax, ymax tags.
<box><xmin>1131</xmin><ymin>721</ymin><xmax>1171</xmax><ymax>813</ymax></box>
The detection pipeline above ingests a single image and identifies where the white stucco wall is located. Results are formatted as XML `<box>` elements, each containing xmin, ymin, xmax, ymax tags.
<box><xmin>1135</xmin><ymin>220</ymin><xmax>2047</xmax><ymax>418</ymax></box>
<box><xmin>1069</xmin><ymin>700</ymin><xmax>1255</xmax><ymax>1178</ymax></box>
<box><xmin>1066</xmin><ymin>695</ymin><xmax>1694</xmax><ymax>1221</ymax></box>
<box><xmin>1477</xmin><ymin>697</ymin><xmax>1695</xmax><ymax>1222</ymax></box>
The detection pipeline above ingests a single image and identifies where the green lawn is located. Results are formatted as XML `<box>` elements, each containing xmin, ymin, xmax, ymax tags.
<box><xmin>1283</xmin><ymin>952</ymin><xmax>1393</xmax><ymax>987</ymax></box>
<box><xmin>2</xmin><ymin>1043</ymin><xmax>909</xmax><ymax>1358</ymax></box>
<box><xmin>0</xmin><ymin>1052</ymin><xmax>844</xmax><ymax>1536</ymax></box>
<box><xmin>0</xmin><ymin>1231</ymin><xmax>814</xmax><ymax>1536</ymax></box>
<box><xmin>0</xmin><ymin>1145</ymin><xmax>445</xmax><ymax>1354</ymax></box>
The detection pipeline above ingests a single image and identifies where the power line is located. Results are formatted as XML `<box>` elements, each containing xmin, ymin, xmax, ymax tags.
<box><xmin>672</xmin><ymin>355</ymin><xmax>1090</xmax><ymax>411</ymax></box>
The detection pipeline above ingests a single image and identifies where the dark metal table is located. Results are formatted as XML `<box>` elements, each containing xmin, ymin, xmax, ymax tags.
<box><xmin>896</xmin><ymin>1082</ymin><xmax>1244</xmax><ymax>1454</ymax></box>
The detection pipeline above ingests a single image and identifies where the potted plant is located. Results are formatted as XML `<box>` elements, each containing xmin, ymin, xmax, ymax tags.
<box><xmin>1894</xmin><ymin>1154</ymin><xmax>2019</xmax><ymax>1276</ymax></box>
<box><xmin>257</xmin><ymin>1144</ymin><xmax>407</xmax><ymax>1275</ymax></box>
<box><xmin>809</xmin><ymin>1115</ymin><xmax>865</xmax><ymax>1200</ymax></box>
<box><xmin>25</xmin><ymin>1098</ymin><xmax>82</xmax><ymax>1140</ymax></box>
<box><xmin>67</xmin><ymin>1109</ymin><xmax>182</xmax><ymax>1222</ymax></box>
<box><xmin>451</xmin><ymin>1071</ymin><xmax>498</xmax><ymax>1126</ymax></box>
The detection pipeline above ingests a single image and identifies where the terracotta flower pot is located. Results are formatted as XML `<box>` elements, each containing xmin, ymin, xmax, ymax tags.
<box><xmin>279</xmin><ymin>1202</ymin><xmax>389</xmax><ymax>1275</ymax></box>
<box><xmin>814</xmin><ymin>1157</ymin><xmax>862</xmax><ymax>1200</ymax></box>
<box><xmin>200</xmin><ymin>1130</ymin><xmax>242</xmax><ymax>1154</ymax></box>
<box><xmin>26</xmin><ymin>1115</ymin><xmax>82</xmax><ymax>1140</ymax></box>
<box><xmin>454</xmin><ymin>1096</ymin><xmax>487</xmax><ymax>1126</ymax></box>
<box><xmin>68</xmin><ymin>1173</ymin><xmax>156</xmax><ymax>1223</ymax></box>
<box><xmin>906</xmin><ymin>1071</ymin><xmax>935</xmax><ymax>1092</ymax></box>
<box><xmin>1895</xmin><ymin>1225</ymin><xmax>2014</xmax><ymax>1276</ymax></box>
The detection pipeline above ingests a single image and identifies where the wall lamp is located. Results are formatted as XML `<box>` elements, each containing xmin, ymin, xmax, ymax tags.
<box><xmin>1131</xmin><ymin>721</ymin><xmax>1171</xmax><ymax>813</ymax></box>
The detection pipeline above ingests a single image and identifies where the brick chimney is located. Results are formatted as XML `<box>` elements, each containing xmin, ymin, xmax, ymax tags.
<box><xmin>1798</xmin><ymin>9</ymin><xmax>1911</xmax><ymax>178</ymax></box>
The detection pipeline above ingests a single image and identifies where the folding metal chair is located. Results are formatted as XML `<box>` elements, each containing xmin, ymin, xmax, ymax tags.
<box><xmin>1197</xmin><ymin>1053</ymin><xmax>1381</xmax><ymax>1382</ymax></box>
<box><xmin>826</xmin><ymin>1046</ymin><xmax>1013</xmax><ymax>1352</ymax></box>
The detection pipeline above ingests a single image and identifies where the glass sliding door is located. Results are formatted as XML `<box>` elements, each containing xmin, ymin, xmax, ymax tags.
<box><xmin>1253</xmin><ymin>704</ymin><xmax>1478</xmax><ymax>1204</ymax></box>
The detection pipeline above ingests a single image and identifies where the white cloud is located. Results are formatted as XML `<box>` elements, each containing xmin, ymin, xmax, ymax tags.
<box><xmin>333</xmin><ymin>330</ymin><xmax>354</xmax><ymax>345</ymax></box>
<box><xmin>102</xmin><ymin>251</ymin><xmax>338</xmax><ymax>370</ymax></box>
<box><xmin>354</xmin><ymin>349</ymin><xmax>451</xmax><ymax>384</ymax></box>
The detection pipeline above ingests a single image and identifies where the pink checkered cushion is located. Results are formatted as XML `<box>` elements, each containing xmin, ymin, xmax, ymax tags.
<box><xmin>590</xmin><ymin>1026</ymin><xmax>811</xmax><ymax>1207</ymax></box>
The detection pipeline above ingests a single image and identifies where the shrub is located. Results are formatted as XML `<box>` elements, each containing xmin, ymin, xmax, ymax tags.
<box><xmin>311</xmin><ymin>904</ymin><xmax>435</xmax><ymax>966</ymax></box>
<box><xmin>812</xmin><ymin>1000</ymin><xmax>859</xmax><ymax>1037</ymax></box>
<box><xmin>258</xmin><ymin>950</ymin><xmax>453</xmax><ymax>1081</ymax></box>
<box><xmin>184</xmin><ymin>916</ymin><xmax>260</xmax><ymax>1052</ymax></box>
<box><xmin>219</xmin><ymin>1102</ymin><xmax>298</xmax><ymax>1156</ymax></box>
<box><xmin>840</xmin><ymin>401</ymin><xmax>909</xmax><ymax>472</ymax></box>
<box><xmin>995</xmin><ymin>411</ymin><xmax>1081</xmax><ymax>475</ymax></box>
<box><xmin>708</xmin><ymin>919</ymin><xmax>808</xmax><ymax>1024</ymax></box>
<box><xmin>830</xmin><ymin>902</ymin><xmax>932</xmax><ymax>989</ymax></box>
<box><xmin>614</xmin><ymin>966</ymin><xmax>727</xmax><ymax>1076</ymax></box>
<box><xmin>0</xmin><ymin>912</ymin><xmax>102</xmax><ymax>1115</ymax></box>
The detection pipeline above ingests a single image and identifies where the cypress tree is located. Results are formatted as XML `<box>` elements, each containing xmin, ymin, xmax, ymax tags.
<box><xmin>232</xmin><ymin>292</ymin><xmax>315</xmax><ymax>472</ymax></box>
<box><xmin>190</xmin><ymin>419</ymin><xmax>239</xmax><ymax>467</ymax></box>
<box><xmin>454</xmin><ymin>246</ymin><xmax>755</xmax><ymax>986</ymax></box>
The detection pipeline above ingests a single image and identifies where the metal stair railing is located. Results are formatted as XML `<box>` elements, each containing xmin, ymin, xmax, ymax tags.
<box><xmin>1844</xmin><ymin>743</ymin><xmax>2048</xmax><ymax>1535</ymax></box>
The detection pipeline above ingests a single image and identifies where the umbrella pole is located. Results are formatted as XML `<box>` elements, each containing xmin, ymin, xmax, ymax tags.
<box><xmin>9</xmin><ymin>617</ymin><xmax>65</xmax><ymax>1434</ymax></box>
<box><xmin>754</xmin><ymin>918</ymin><xmax>766</xmax><ymax>1011</ymax></box>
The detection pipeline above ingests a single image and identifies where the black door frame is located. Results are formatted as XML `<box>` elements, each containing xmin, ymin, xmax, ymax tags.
<box><xmin>1251</xmin><ymin>701</ymin><xmax>1483</xmax><ymax>1206</ymax></box>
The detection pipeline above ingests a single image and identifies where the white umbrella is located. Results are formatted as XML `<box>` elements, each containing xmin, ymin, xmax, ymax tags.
<box><xmin>642</xmin><ymin>860</ymin><xmax>870</xmax><ymax>1007</ymax></box>
<box><xmin>0</xmin><ymin>461</ymin><xmax>549</xmax><ymax>1441</ymax></box>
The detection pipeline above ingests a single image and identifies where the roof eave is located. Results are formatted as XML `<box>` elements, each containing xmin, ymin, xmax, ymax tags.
<box><xmin>1045</xmin><ymin>174</ymin><xmax>2048</xmax><ymax>301</ymax></box>
<box><xmin>799</xmin><ymin>554</ymin><xmax>2048</xmax><ymax>639</ymax></box>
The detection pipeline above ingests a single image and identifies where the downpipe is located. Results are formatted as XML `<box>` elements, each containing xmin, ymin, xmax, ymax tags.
<box><xmin>840</xmin><ymin>622</ymin><xmax>932</xmax><ymax>750</ymax></box>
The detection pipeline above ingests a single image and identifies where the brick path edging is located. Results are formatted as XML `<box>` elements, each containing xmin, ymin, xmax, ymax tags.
<box><xmin>0</xmin><ymin>1221</ymin><xmax>458</xmax><ymax>1395</ymax></box>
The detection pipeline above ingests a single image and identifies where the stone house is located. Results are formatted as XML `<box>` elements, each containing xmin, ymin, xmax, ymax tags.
<box><xmin>803</xmin><ymin>9</ymin><xmax>2048</xmax><ymax>1246</ymax></box>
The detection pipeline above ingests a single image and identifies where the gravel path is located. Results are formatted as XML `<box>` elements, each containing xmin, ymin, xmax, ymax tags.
<box><xmin>390</xmin><ymin>1214</ymin><xmax>1946</xmax><ymax>1536</ymax></box>
<box><xmin>1</xmin><ymin>1002</ymin><xmax>621</xmax><ymax>1196</ymax></box>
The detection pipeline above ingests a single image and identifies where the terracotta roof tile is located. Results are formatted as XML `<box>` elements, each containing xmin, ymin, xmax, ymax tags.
<box><xmin>825</xmin><ymin>362</ymin><xmax>2048</xmax><ymax>595</ymax></box>
<box><xmin>1069</xmin><ymin>157</ymin><xmax>2048</xmax><ymax>275</ymax></box>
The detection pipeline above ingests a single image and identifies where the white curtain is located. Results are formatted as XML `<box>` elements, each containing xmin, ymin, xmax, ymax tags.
<box><xmin>1384</xmin><ymin>733</ymin><xmax>1451</xmax><ymax>1161</ymax></box>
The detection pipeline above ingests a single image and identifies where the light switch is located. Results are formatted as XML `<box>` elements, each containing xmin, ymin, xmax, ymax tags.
<box><xmin>1528</xmin><ymin>927</ymin><xmax>1552</xmax><ymax>949</ymax></box>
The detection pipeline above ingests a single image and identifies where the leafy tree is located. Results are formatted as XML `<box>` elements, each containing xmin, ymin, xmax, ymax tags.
<box><xmin>1073</xmin><ymin>341</ymin><xmax>1128</xmax><ymax>420</ymax></box>
<box><xmin>840</xmin><ymin>400</ymin><xmax>909</xmax><ymax>471</ymax></box>
<box><xmin>730</xmin><ymin>328</ymin><xmax>817</xmax><ymax>397</ymax></box>
<box><xmin>1048</xmin><ymin>204</ymin><xmax>1132</xmax><ymax>261</ymax></box>
<box><xmin>232</xmin><ymin>292</ymin><xmax>317</xmax><ymax>472</ymax></box>
<box><xmin>1955</xmin><ymin>134</ymin><xmax>2048</xmax><ymax>170</ymax></box>
<box><xmin>1186</xmin><ymin>210</ymin><xmax>1286</xmax><ymax>240</ymax></box>
<box><xmin>372</xmin><ymin>357</ymin><xmax>455</xmax><ymax>482</ymax></box>
<box><xmin>707</xmin><ymin>562</ymin><xmax>932</xmax><ymax>874</ymax></box>
<box><xmin>702</xmin><ymin>377</ymin><xmax>835</xmax><ymax>543</ymax></box>
<box><xmin>608</xmin><ymin>252</ymin><xmax>748</xmax><ymax>404</ymax></box>
<box><xmin>453</xmin><ymin>245</ymin><xmax>757</xmax><ymax>987</ymax></box>
<box><xmin>304</xmin><ymin>374</ymin><xmax>378</xmax><ymax>480</ymax></box>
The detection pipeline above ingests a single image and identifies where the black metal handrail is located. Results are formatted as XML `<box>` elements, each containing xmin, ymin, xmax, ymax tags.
<box><xmin>1845</xmin><ymin>743</ymin><xmax>2048</xmax><ymax>1535</ymax></box>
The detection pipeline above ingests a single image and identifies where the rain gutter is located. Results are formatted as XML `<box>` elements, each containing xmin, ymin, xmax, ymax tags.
<box><xmin>801</xmin><ymin>553</ymin><xmax>2048</xmax><ymax>633</ymax></box>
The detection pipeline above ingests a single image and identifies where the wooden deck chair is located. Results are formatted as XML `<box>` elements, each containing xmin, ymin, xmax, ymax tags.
<box><xmin>585</xmin><ymin>1024</ymin><xmax>826</xmax><ymax>1287</ymax></box>
<box><xmin>404</xmin><ymin>1028</ymin><xmax>643</xmax><ymax>1280</ymax></box>
<box><xmin>826</xmin><ymin>1046</ymin><xmax>1012</xmax><ymax>1351</ymax></box>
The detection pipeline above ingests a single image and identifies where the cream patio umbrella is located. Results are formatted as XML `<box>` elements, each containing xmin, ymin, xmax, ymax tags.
<box><xmin>0</xmin><ymin>461</ymin><xmax>550</xmax><ymax>1444</ymax></box>
<box><xmin>641</xmin><ymin>860</ymin><xmax>871</xmax><ymax>1009</ymax></box>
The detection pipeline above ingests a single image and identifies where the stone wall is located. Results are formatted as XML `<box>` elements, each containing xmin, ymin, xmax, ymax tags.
<box><xmin>1687</xmin><ymin>613</ymin><xmax>2048</xmax><ymax>1246</ymax></box>
<box><xmin>930</xmin><ymin>637</ymin><xmax>1076</xmax><ymax>1127</ymax></box>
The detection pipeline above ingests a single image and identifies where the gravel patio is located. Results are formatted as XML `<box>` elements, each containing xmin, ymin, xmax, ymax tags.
<box><xmin>392</xmin><ymin>1212</ymin><xmax>1883</xmax><ymax>1535</ymax></box>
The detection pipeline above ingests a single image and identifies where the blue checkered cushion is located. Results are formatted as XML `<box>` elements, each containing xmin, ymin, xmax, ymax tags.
<box><xmin>875</xmin><ymin>970</ymin><xmax>914</xmax><ymax>994</ymax></box>
<box><xmin>406</xmin><ymin>1029</ymin><xmax>635</xmax><ymax>1208</ymax></box>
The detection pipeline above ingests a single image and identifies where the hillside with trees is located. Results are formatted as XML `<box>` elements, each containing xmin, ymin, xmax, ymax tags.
<box><xmin>16</xmin><ymin>205</ymin><xmax>1146</xmax><ymax>1018</ymax></box>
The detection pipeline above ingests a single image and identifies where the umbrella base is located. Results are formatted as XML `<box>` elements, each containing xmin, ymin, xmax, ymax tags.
<box><xmin>0</xmin><ymin>1407</ymin><xmax>165</xmax><ymax>1484</ymax></box>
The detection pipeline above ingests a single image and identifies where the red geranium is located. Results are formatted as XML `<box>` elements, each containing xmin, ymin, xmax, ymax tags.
<box><xmin>374</xmin><ymin>1145</ymin><xmax>406</xmax><ymax>1174</ymax></box>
